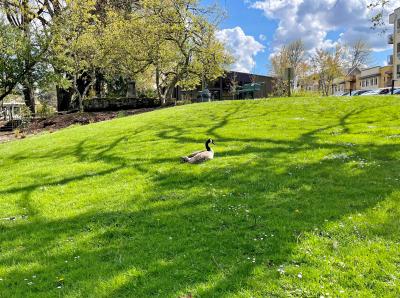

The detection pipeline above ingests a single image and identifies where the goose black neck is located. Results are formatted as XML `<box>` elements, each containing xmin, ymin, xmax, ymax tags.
<box><xmin>205</xmin><ymin>140</ymin><xmax>211</xmax><ymax>151</ymax></box>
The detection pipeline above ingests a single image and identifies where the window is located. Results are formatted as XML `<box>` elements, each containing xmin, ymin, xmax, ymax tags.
<box><xmin>398</xmin><ymin>65</ymin><xmax>400</xmax><ymax>79</ymax></box>
<box><xmin>397</xmin><ymin>18</ymin><xmax>400</xmax><ymax>30</ymax></box>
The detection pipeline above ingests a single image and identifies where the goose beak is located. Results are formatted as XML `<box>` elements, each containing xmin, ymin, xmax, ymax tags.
<box><xmin>212</xmin><ymin>140</ymin><xmax>216</xmax><ymax>145</ymax></box>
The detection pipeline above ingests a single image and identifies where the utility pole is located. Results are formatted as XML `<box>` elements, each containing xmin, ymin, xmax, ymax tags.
<box><xmin>285</xmin><ymin>67</ymin><xmax>293</xmax><ymax>97</ymax></box>
<box><xmin>391</xmin><ymin>79</ymin><xmax>395</xmax><ymax>95</ymax></box>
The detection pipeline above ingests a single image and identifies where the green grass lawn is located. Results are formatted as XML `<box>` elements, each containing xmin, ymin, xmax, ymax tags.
<box><xmin>1</xmin><ymin>96</ymin><xmax>400</xmax><ymax>297</ymax></box>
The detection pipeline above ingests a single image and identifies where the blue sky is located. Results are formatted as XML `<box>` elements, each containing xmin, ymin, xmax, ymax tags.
<box><xmin>202</xmin><ymin>0</ymin><xmax>394</xmax><ymax>75</ymax></box>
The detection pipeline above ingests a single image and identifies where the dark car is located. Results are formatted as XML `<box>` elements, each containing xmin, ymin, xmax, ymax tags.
<box><xmin>351</xmin><ymin>90</ymin><xmax>370</xmax><ymax>96</ymax></box>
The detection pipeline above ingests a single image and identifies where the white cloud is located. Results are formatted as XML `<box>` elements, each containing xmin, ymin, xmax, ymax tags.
<box><xmin>216</xmin><ymin>27</ymin><xmax>265</xmax><ymax>73</ymax></box>
<box><xmin>250</xmin><ymin>0</ymin><xmax>397</xmax><ymax>55</ymax></box>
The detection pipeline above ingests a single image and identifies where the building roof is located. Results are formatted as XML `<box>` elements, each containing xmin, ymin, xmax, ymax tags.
<box><xmin>227</xmin><ymin>71</ymin><xmax>275</xmax><ymax>80</ymax></box>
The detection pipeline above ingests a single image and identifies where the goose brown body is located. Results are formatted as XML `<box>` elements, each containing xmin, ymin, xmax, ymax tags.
<box><xmin>181</xmin><ymin>139</ymin><xmax>215</xmax><ymax>164</ymax></box>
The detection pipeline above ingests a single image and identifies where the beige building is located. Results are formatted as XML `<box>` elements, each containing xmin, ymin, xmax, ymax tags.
<box><xmin>358</xmin><ymin>66</ymin><xmax>392</xmax><ymax>90</ymax></box>
<box><xmin>379</xmin><ymin>65</ymin><xmax>393</xmax><ymax>88</ymax></box>
<box><xmin>389</xmin><ymin>7</ymin><xmax>400</xmax><ymax>87</ymax></box>
<box><xmin>332</xmin><ymin>67</ymin><xmax>361</xmax><ymax>94</ymax></box>
<box><xmin>304</xmin><ymin>65</ymin><xmax>392</xmax><ymax>95</ymax></box>
<box><xmin>299</xmin><ymin>74</ymin><xmax>320</xmax><ymax>92</ymax></box>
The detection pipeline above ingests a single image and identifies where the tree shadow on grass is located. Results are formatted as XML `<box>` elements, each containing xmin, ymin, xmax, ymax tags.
<box><xmin>1</xmin><ymin>136</ymin><xmax>399</xmax><ymax>296</ymax></box>
<box><xmin>1</xmin><ymin>101</ymin><xmax>400</xmax><ymax>296</ymax></box>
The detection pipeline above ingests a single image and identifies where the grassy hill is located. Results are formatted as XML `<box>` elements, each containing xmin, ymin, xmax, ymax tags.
<box><xmin>0</xmin><ymin>97</ymin><xmax>399</xmax><ymax>297</ymax></box>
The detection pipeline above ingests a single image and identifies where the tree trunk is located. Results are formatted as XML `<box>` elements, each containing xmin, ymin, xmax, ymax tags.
<box><xmin>22</xmin><ymin>84</ymin><xmax>35</xmax><ymax>113</ymax></box>
<box><xmin>78</xmin><ymin>94</ymin><xmax>83</xmax><ymax>113</ymax></box>
<box><xmin>95</xmin><ymin>71</ymin><xmax>104</xmax><ymax>98</ymax></box>
<box><xmin>155</xmin><ymin>66</ymin><xmax>163</xmax><ymax>104</ymax></box>
<box><xmin>164</xmin><ymin>86</ymin><xmax>174</xmax><ymax>105</ymax></box>
<box><xmin>163</xmin><ymin>78</ymin><xmax>179</xmax><ymax>105</ymax></box>
<box><xmin>56</xmin><ymin>86</ymin><xmax>73</xmax><ymax>112</ymax></box>
<box><xmin>78</xmin><ymin>76</ymin><xmax>97</xmax><ymax>112</ymax></box>
<box><xmin>160</xmin><ymin>95</ymin><xmax>166</xmax><ymax>106</ymax></box>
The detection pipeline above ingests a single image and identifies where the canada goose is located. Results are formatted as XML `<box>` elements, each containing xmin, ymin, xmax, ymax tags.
<box><xmin>181</xmin><ymin>138</ymin><xmax>215</xmax><ymax>164</ymax></box>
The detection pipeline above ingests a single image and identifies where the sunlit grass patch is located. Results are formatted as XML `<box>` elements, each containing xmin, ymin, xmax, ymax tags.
<box><xmin>0</xmin><ymin>96</ymin><xmax>399</xmax><ymax>297</ymax></box>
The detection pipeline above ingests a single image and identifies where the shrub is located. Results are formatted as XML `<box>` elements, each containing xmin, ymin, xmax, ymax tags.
<box><xmin>19</xmin><ymin>105</ymin><xmax>32</xmax><ymax>129</ymax></box>
<box><xmin>291</xmin><ymin>90</ymin><xmax>322</xmax><ymax>97</ymax></box>
<box><xmin>37</xmin><ymin>102</ymin><xmax>56</xmax><ymax>118</ymax></box>
<box><xmin>175</xmin><ymin>99</ymin><xmax>192</xmax><ymax>106</ymax></box>
<box><xmin>116</xmin><ymin>111</ymin><xmax>128</xmax><ymax>118</ymax></box>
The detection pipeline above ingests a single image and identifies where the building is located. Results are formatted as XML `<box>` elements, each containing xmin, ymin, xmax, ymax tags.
<box><xmin>358</xmin><ymin>66</ymin><xmax>392</xmax><ymax>90</ymax></box>
<box><xmin>1</xmin><ymin>102</ymin><xmax>24</xmax><ymax>121</ymax></box>
<box><xmin>389</xmin><ymin>7</ymin><xmax>400</xmax><ymax>87</ymax></box>
<box><xmin>175</xmin><ymin>71</ymin><xmax>275</xmax><ymax>101</ymax></box>
<box><xmin>0</xmin><ymin>102</ymin><xmax>25</xmax><ymax>132</ymax></box>
<box><xmin>299</xmin><ymin>74</ymin><xmax>320</xmax><ymax>92</ymax></box>
<box><xmin>332</xmin><ymin>67</ymin><xmax>361</xmax><ymax>94</ymax></box>
<box><xmin>379</xmin><ymin>65</ymin><xmax>393</xmax><ymax>88</ymax></box>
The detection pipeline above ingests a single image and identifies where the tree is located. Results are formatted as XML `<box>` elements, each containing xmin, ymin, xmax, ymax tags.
<box><xmin>95</xmin><ymin>0</ymin><xmax>232</xmax><ymax>105</ymax></box>
<box><xmin>345</xmin><ymin>40</ymin><xmax>372</xmax><ymax>72</ymax></box>
<box><xmin>51</xmin><ymin>0</ymin><xmax>100</xmax><ymax>112</ymax></box>
<box><xmin>287</xmin><ymin>40</ymin><xmax>305</xmax><ymax>90</ymax></box>
<box><xmin>0</xmin><ymin>0</ymin><xmax>58</xmax><ymax>112</ymax></box>
<box><xmin>368</xmin><ymin>0</ymin><xmax>391</xmax><ymax>31</ymax></box>
<box><xmin>98</xmin><ymin>9</ymin><xmax>155</xmax><ymax>96</ymax></box>
<box><xmin>229</xmin><ymin>72</ymin><xmax>239</xmax><ymax>100</ymax></box>
<box><xmin>270</xmin><ymin>40</ymin><xmax>306</xmax><ymax>90</ymax></box>
<box><xmin>270</xmin><ymin>40</ymin><xmax>307</xmax><ymax>95</ymax></box>
<box><xmin>141</xmin><ymin>0</ymin><xmax>232</xmax><ymax>105</ymax></box>
<box><xmin>0</xmin><ymin>20</ymin><xmax>29</xmax><ymax>102</ymax></box>
<box><xmin>0</xmin><ymin>18</ymin><xmax>48</xmax><ymax>107</ymax></box>
<box><xmin>311</xmin><ymin>46</ymin><xmax>344</xmax><ymax>96</ymax></box>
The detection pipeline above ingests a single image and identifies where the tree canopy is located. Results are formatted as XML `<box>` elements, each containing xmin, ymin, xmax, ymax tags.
<box><xmin>0</xmin><ymin>0</ymin><xmax>233</xmax><ymax>111</ymax></box>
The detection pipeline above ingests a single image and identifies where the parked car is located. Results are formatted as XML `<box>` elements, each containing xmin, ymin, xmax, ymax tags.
<box><xmin>359</xmin><ymin>88</ymin><xmax>392</xmax><ymax>96</ymax></box>
<box><xmin>384</xmin><ymin>88</ymin><xmax>400</xmax><ymax>94</ymax></box>
<box><xmin>350</xmin><ymin>90</ymin><xmax>370</xmax><ymax>96</ymax></box>
<box><xmin>359</xmin><ymin>90</ymin><xmax>379</xmax><ymax>96</ymax></box>
<box><xmin>392</xmin><ymin>89</ymin><xmax>400</xmax><ymax>95</ymax></box>
<box><xmin>378</xmin><ymin>88</ymin><xmax>392</xmax><ymax>95</ymax></box>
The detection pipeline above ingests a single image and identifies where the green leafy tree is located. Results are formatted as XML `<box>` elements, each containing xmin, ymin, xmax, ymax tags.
<box><xmin>0</xmin><ymin>19</ymin><xmax>48</xmax><ymax>107</ymax></box>
<box><xmin>51</xmin><ymin>0</ymin><xmax>100</xmax><ymax>112</ymax></box>
<box><xmin>0</xmin><ymin>0</ymin><xmax>56</xmax><ymax>112</ymax></box>
<box><xmin>311</xmin><ymin>46</ymin><xmax>344</xmax><ymax>96</ymax></box>
<box><xmin>102</xmin><ymin>0</ymin><xmax>231</xmax><ymax>104</ymax></box>
<box><xmin>141</xmin><ymin>0</ymin><xmax>232</xmax><ymax>105</ymax></box>
<box><xmin>99</xmin><ymin>0</ymin><xmax>232</xmax><ymax>105</ymax></box>
<box><xmin>99</xmin><ymin>9</ymin><xmax>154</xmax><ymax>93</ymax></box>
